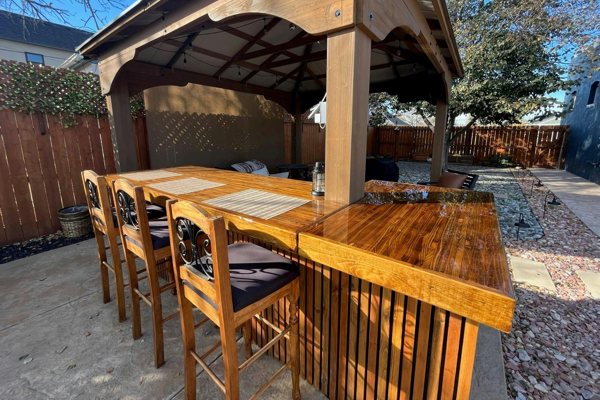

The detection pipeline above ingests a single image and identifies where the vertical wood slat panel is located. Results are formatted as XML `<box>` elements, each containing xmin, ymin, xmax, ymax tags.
<box><xmin>232</xmin><ymin>233</ymin><xmax>480</xmax><ymax>400</ymax></box>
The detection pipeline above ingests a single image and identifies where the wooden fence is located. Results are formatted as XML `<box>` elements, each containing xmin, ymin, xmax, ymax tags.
<box><xmin>284</xmin><ymin>123</ymin><xmax>376</xmax><ymax>163</ymax></box>
<box><xmin>375</xmin><ymin>125</ymin><xmax>569</xmax><ymax>168</ymax></box>
<box><xmin>0</xmin><ymin>109</ymin><xmax>116</xmax><ymax>246</ymax></box>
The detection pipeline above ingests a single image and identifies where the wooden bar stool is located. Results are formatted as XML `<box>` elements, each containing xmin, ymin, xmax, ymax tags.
<box><xmin>166</xmin><ymin>200</ymin><xmax>301</xmax><ymax>400</ymax></box>
<box><xmin>82</xmin><ymin>170</ymin><xmax>127</xmax><ymax>322</ymax></box>
<box><xmin>112</xmin><ymin>178</ymin><xmax>176</xmax><ymax>368</ymax></box>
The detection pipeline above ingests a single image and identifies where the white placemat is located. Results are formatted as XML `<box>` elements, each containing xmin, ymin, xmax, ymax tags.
<box><xmin>203</xmin><ymin>189</ymin><xmax>310</xmax><ymax>220</ymax></box>
<box><xmin>148</xmin><ymin>177</ymin><xmax>224</xmax><ymax>195</ymax></box>
<box><xmin>119</xmin><ymin>170</ymin><xmax>181</xmax><ymax>181</ymax></box>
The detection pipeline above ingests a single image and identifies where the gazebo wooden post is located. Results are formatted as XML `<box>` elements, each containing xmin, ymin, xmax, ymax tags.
<box><xmin>430</xmin><ymin>98</ymin><xmax>449</xmax><ymax>181</ymax></box>
<box><xmin>106</xmin><ymin>79</ymin><xmax>138</xmax><ymax>172</ymax></box>
<box><xmin>324</xmin><ymin>27</ymin><xmax>371</xmax><ymax>204</ymax></box>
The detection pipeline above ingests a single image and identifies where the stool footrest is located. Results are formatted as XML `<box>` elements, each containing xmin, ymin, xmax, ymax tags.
<box><xmin>190</xmin><ymin>349</ymin><xmax>226</xmax><ymax>393</ymax></box>
<box><xmin>250</xmin><ymin>362</ymin><xmax>289</xmax><ymax>400</ymax></box>
<box><xmin>162</xmin><ymin>309</ymin><xmax>179</xmax><ymax>323</ymax></box>
<box><xmin>238</xmin><ymin>322</ymin><xmax>291</xmax><ymax>372</ymax></box>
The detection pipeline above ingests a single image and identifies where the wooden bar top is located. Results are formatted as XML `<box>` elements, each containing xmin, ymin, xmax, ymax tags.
<box><xmin>105</xmin><ymin>166</ymin><xmax>346</xmax><ymax>250</ymax></box>
<box><xmin>299</xmin><ymin>180</ymin><xmax>515</xmax><ymax>332</ymax></box>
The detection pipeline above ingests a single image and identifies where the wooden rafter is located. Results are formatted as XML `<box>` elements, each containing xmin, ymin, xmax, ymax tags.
<box><xmin>238</xmin><ymin>33</ymin><xmax>325</xmax><ymax>62</ymax></box>
<box><xmin>304</xmin><ymin>66</ymin><xmax>325</xmax><ymax>90</ymax></box>
<box><xmin>266</xmin><ymin>50</ymin><xmax>326</xmax><ymax>69</ymax></box>
<box><xmin>270</xmin><ymin>65</ymin><xmax>303</xmax><ymax>89</ymax></box>
<box><xmin>240</xmin><ymin>52</ymin><xmax>281</xmax><ymax>84</ymax></box>
<box><xmin>165</xmin><ymin>32</ymin><xmax>199</xmax><ymax>68</ymax></box>
<box><xmin>293</xmin><ymin>44</ymin><xmax>313</xmax><ymax>92</ymax></box>
<box><xmin>213</xmin><ymin>18</ymin><xmax>280</xmax><ymax>78</ymax></box>
<box><xmin>163</xmin><ymin>39</ymin><xmax>283</xmax><ymax>77</ymax></box>
<box><xmin>239</xmin><ymin>29</ymin><xmax>305</xmax><ymax>84</ymax></box>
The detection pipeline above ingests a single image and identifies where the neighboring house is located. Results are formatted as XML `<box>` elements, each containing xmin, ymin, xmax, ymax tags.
<box><xmin>562</xmin><ymin>47</ymin><xmax>600</xmax><ymax>184</ymax></box>
<box><xmin>0</xmin><ymin>10</ymin><xmax>95</xmax><ymax>72</ymax></box>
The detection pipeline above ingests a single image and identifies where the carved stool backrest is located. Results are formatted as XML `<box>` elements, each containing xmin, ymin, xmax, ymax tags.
<box><xmin>81</xmin><ymin>170</ymin><xmax>114</xmax><ymax>235</ymax></box>
<box><xmin>166</xmin><ymin>200</ymin><xmax>234</xmax><ymax>322</ymax></box>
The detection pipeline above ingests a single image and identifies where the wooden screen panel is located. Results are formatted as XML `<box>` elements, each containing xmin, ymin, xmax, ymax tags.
<box><xmin>228</xmin><ymin>232</ymin><xmax>480</xmax><ymax>400</ymax></box>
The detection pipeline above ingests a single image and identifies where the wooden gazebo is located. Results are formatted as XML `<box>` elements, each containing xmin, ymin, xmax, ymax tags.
<box><xmin>78</xmin><ymin>0</ymin><xmax>462</xmax><ymax>204</ymax></box>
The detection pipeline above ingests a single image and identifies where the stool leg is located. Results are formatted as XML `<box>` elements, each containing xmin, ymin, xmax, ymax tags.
<box><xmin>179</xmin><ymin>294</ymin><xmax>197</xmax><ymax>400</ymax></box>
<box><xmin>243</xmin><ymin>320</ymin><xmax>253</xmax><ymax>359</ymax></box>
<box><xmin>125</xmin><ymin>251</ymin><xmax>142</xmax><ymax>340</ymax></box>
<box><xmin>220</xmin><ymin>322</ymin><xmax>240</xmax><ymax>400</ymax></box>
<box><xmin>108</xmin><ymin>233</ymin><xmax>126</xmax><ymax>322</ymax></box>
<box><xmin>147</xmin><ymin>257</ymin><xmax>165</xmax><ymax>368</ymax></box>
<box><xmin>95</xmin><ymin>230</ymin><xmax>110</xmax><ymax>304</ymax></box>
<box><xmin>288</xmin><ymin>281</ymin><xmax>301</xmax><ymax>400</ymax></box>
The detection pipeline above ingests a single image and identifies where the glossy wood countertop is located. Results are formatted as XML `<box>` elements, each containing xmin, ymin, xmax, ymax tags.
<box><xmin>105</xmin><ymin>166</ymin><xmax>346</xmax><ymax>251</ymax></box>
<box><xmin>299</xmin><ymin>180</ymin><xmax>515</xmax><ymax>332</ymax></box>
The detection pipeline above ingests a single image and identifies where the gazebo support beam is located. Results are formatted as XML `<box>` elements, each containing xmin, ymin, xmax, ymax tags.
<box><xmin>106</xmin><ymin>79</ymin><xmax>138</xmax><ymax>172</ymax></box>
<box><xmin>430</xmin><ymin>98</ymin><xmax>449</xmax><ymax>181</ymax></box>
<box><xmin>325</xmin><ymin>27</ymin><xmax>371</xmax><ymax>204</ymax></box>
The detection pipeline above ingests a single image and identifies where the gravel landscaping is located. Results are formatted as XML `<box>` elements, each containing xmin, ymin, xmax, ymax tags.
<box><xmin>503</xmin><ymin>172</ymin><xmax>600</xmax><ymax>400</ymax></box>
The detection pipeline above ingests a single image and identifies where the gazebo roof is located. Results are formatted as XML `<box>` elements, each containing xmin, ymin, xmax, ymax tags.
<box><xmin>78</xmin><ymin>0</ymin><xmax>462</xmax><ymax>112</ymax></box>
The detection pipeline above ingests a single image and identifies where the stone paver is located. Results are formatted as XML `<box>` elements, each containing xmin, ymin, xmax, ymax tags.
<box><xmin>509</xmin><ymin>255</ymin><xmax>556</xmax><ymax>292</ymax></box>
<box><xmin>531</xmin><ymin>168</ymin><xmax>600</xmax><ymax>237</ymax></box>
<box><xmin>576</xmin><ymin>270</ymin><xmax>600</xmax><ymax>299</ymax></box>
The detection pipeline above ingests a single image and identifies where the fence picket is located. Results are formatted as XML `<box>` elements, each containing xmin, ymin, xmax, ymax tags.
<box><xmin>0</xmin><ymin>110</ymin><xmax>118</xmax><ymax>246</ymax></box>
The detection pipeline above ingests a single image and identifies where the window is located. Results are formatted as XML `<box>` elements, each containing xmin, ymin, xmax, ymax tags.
<box><xmin>25</xmin><ymin>52</ymin><xmax>44</xmax><ymax>65</ymax></box>
<box><xmin>587</xmin><ymin>81</ymin><xmax>598</xmax><ymax>106</ymax></box>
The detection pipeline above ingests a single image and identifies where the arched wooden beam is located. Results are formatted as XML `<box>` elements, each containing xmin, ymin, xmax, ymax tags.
<box><xmin>91</xmin><ymin>0</ymin><xmax>355</xmax><ymax>94</ymax></box>
<box><xmin>208</xmin><ymin>0</ymin><xmax>354</xmax><ymax>36</ymax></box>
<box><xmin>124</xmin><ymin>61</ymin><xmax>295</xmax><ymax>113</ymax></box>
<box><xmin>357</xmin><ymin>0</ymin><xmax>452</xmax><ymax>77</ymax></box>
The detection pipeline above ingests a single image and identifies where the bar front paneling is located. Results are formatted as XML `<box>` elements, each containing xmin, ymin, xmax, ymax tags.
<box><xmin>230</xmin><ymin>232</ymin><xmax>480</xmax><ymax>400</ymax></box>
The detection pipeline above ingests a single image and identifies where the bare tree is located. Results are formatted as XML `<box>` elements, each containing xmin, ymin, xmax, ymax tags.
<box><xmin>1</xmin><ymin>0</ymin><xmax>126</xmax><ymax>30</ymax></box>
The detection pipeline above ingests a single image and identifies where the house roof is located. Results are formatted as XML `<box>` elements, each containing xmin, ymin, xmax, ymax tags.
<box><xmin>0</xmin><ymin>10</ymin><xmax>93</xmax><ymax>52</ymax></box>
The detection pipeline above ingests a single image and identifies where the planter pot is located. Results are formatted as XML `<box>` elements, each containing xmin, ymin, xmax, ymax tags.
<box><xmin>58</xmin><ymin>205</ymin><xmax>92</xmax><ymax>238</ymax></box>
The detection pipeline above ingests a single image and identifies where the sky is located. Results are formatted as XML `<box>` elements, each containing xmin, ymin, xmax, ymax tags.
<box><xmin>0</xmin><ymin>0</ymin><xmax>129</xmax><ymax>32</ymax></box>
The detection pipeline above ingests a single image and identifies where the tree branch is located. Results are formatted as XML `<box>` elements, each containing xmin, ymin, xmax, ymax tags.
<box><xmin>416</xmin><ymin>108</ymin><xmax>435</xmax><ymax>132</ymax></box>
<box><xmin>448</xmin><ymin>117</ymin><xmax>477</xmax><ymax>144</ymax></box>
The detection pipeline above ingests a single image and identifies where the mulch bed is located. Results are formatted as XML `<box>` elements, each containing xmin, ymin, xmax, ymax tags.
<box><xmin>0</xmin><ymin>232</ymin><xmax>94</xmax><ymax>264</ymax></box>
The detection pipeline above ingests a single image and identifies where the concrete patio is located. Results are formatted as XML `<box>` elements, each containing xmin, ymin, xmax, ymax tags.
<box><xmin>0</xmin><ymin>238</ymin><xmax>506</xmax><ymax>399</ymax></box>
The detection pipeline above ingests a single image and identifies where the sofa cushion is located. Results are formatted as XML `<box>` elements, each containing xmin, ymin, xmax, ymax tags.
<box><xmin>231</xmin><ymin>160</ymin><xmax>267</xmax><ymax>173</ymax></box>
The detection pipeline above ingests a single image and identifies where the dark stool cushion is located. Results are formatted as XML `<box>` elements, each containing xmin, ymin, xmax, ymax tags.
<box><xmin>148</xmin><ymin>217</ymin><xmax>170</xmax><ymax>249</ymax></box>
<box><xmin>112</xmin><ymin>203</ymin><xmax>167</xmax><ymax>228</ymax></box>
<box><xmin>189</xmin><ymin>242</ymin><xmax>299</xmax><ymax>312</ymax></box>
